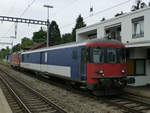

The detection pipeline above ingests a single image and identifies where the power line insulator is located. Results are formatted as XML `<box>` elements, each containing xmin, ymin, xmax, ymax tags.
<box><xmin>90</xmin><ymin>7</ymin><xmax>93</xmax><ymax>12</ymax></box>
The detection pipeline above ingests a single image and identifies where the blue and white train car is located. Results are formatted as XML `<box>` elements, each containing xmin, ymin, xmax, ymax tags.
<box><xmin>20</xmin><ymin>42</ymin><xmax>87</xmax><ymax>83</ymax></box>
<box><xmin>20</xmin><ymin>39</ymin><xmax>134</xmax><ymax>93</ymax></box>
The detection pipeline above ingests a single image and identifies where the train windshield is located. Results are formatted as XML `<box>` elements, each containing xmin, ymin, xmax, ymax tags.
<box><xmin>88</xmin><ymin>47</ymin><xmax>126</xmax><ymax>63</ymax></box>
<box><xmin>107</xmin><ymin>48</ymin><xmax>117</xmax><ymax>63</ymax></box>
<box><xmin>117</xmin><ymin>48</ymin><xmax>126</xmax><ymax>63</ymax></box>
<box><xmin>92</xmin><ymin>47</ymin><xmax>104</xmax><ymax>63</ymax></box>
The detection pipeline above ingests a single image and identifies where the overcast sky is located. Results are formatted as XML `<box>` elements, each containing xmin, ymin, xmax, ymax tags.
<box><xmin>0</xmin><ymin>0</ymin><xmax>149</xmax><ymax>49</ymax></box>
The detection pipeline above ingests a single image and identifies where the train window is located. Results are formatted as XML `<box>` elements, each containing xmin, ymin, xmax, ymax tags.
<box><xmin>45</xmin><ymin>52</ymin><xmax>47</xmax><ymax>63</ymax></box>
<box><xmin>92</xmin><ymin>47</ymin><xmax>104</xmax><ymax>63</ymax></box>
<box><xmin>81</xmin><ymin>48</ymin><xmax>86</xmax><ymax>62</ymax></box>
<box><xmin>72</xmin><ymin>50</ymin><xmax>77</xmax><ymax>60</ymax></box>
<box><xmin>27</xmin><ymin>54</ymin><xmax>30</xmax><ymax>58</ymax></box>
<box><xmin>22</xmin><ymin>55</ymin><xmax>24</xmax><ymax>62</ymax></box>
<box><xmin>107</xmin><ymin>48</ymin><xmax>117</xmax><ymax>63</ymax></box>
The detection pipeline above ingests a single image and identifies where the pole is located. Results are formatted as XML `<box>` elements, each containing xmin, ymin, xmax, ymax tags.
<box><xmin>47</xmin><ymin>8</ymin><xmax>49</xmax><ymax>47</ymax></box>
<box><xmin>44</xmin><ymin>5</ymin><xmax>53</xmax><ymax>48</ymax></box>
<box><xmin>47</xmin><ymin>20</ymin><xmax>49</xmax><ymax>47</ymax></box>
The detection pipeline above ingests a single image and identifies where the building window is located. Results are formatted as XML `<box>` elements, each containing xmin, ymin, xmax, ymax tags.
<box><xmin>132</xmin><ymin>16</ymin><xmax>144</xmax><ymax>38</ymax></box>
<box><xmin>135</xmin><ymin>59</ymin><xmax>145</xmax><ymax>75</ymax></box>
<box><xmin>126</xmin><ymin>59</ymin><xmax>145</xmax><ymax>76</ymax></box>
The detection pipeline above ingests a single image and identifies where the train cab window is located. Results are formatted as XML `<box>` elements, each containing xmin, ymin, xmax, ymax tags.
<box><xmin>107</xmin><ymin>48</ymin><xmax>117</xmax><ymax>63</ymax></box>
<box><xmin>117</xmin><ymin>48</ymin><xmax>126</xmax><ymax>63</ymax></box>
<box><xmin>92</xmin><ymin>47</ymin><xmax>104</xmax><ymax>63</ymax></box>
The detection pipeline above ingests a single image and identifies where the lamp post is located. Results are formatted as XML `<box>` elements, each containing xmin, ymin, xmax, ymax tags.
<box><xmin>44</xmin><ymin>5</ymin><xmax>53</xmax><ymax>47</ymax></box>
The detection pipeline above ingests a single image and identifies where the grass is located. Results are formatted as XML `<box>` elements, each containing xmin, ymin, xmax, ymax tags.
<box><xmin>0</xmin><ymin>60</ymin><xmax>11</xmax><ymax>67</ymax></box>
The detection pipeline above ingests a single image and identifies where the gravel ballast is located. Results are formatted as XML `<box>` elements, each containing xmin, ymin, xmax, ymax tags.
<box><xmin>0</xmin><ymin>65</ymin><xmax>124</xmax><ymax>113</ymax></box>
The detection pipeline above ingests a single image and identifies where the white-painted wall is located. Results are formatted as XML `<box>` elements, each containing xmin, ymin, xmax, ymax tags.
<box><xmin>76</xmin><ymin>7</ymin><xmax>150</xmax><ymax>86</ymax></box>
<box><xmin>76</xmin><ymin>7</ymin><xmax>150</xmax><ymax>44</ymax></box>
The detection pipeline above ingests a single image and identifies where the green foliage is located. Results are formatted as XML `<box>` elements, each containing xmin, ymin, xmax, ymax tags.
<box><xmin>61</xmin><ymin>33</ymin><xmax>72</xmax><ymax>44</ymax></box>
<box><xmin>115</xmin><ymin>11</ymin><xmax>124</xmax><ymax>17</ymax></box>
<box><xmin>12</xmin><ymin>44</ymin><xmax>21</xmax><ymax>52</ymax></box>
<box><xmin>21</xmin><ymin>37</ymin><xmax>34</xmax><ymax>48</ymax></box>
<box><xmin>0</xmin><ymin>46</ymin><xmax>10</xmax><ymax>59</ymax></box>
<box><xmin>101</xmin><ymin>17</ymin><xmax>106</xmax><ymax>22</ymax></box>
<box><xmin>131</xmin><ymin>0</ymin><xmax>147</xmax><ymax>11</ymax></box>
<box><xmin>72</xmin><ymin>14</ymin><xmax>86</xmax><ymax>41</ymax></box>
<box><xmin>32</xmin><ymin>27</ymin><xmax>47</xmax><ymax>43</ymax></box>
<box><xmin>49</xmin><ymin>21</ymin><xmax>61</xmax><ymax>45</ymax></box>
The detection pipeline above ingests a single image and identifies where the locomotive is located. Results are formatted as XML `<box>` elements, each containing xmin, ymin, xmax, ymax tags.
<box><xmin>10</xmin><ymin>39</ymin><xmax>134</xmax><ymax>95</ymax></box>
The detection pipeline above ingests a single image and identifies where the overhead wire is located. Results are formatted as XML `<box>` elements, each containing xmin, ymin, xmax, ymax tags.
<box><xmin>3</xmin><ymin>0</ymin><xmax>37</xmax><ymax>38</ymax></box>
<box><xmin>56</xmin><ymin>0</ymin><xmax>79</xmax><ymax>14</ymax></box>
<box><xmin>84</xmin><ymin>0</ymin><xmax>132</xmax><ymax>20</ymax></box>
<box><xmin>7</xmin><ymin>0</ymin><xmax>16</xmax><ymax>15</ymax></box>
<box><xmin>52</xmin><ymin>0</ymin><xmax>79</xmax><ymax>20</ymax></box>
<box><xmin>60</xmin><ymin>0</ymin><xmax>132</xmax><ymax>30</ymax></box>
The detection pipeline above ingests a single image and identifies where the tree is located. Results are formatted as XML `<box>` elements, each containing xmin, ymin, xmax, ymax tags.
<box><xmin>72</xmin><ymin>14</ymin><xmax>86</xmax><ymax>41</ymax></box>
<box><xmin>21</xmin><ymin>37</ymin><xmax>34</xmax><ymax>48</ymax></box>
<box><xmin>101</xmin><ymin>17</ymin><xmax>106</xmax><ymax>22</ymax></box>
<box><xmin>0</xmin><ymin>46</ymin><xmax>10</xmax><ymax>59</ymax></box>
<box><xmin>49</xmin><ymin>21</ymin><xmax>61</xmax><ymax>45</ymax></box>
<box><xmin>61</xmin><ymin>33</ymin><xmax>72</xmax><ymax>44</ymax></box>
<box><xmin>115</xmin><ymin>11</ymin><xmax>124</xmax><ymax>17</ymax></box>
<box><xmin>32</xmin><ymin>27</ymin><xmax>47</xmax><ymax>43</ymax></box>
<box><xmin>140</xmin><ymin>2</ymin><xmax>147</xmax><ymax>8</ymax></box>
<box><xmin>12</xmin><ymin>44</ymin><xmax>21</xmax><ymax>52</ymax></box>
<box><xmin>131</xmin><ymin>0</ymin><xmax>147</xmax><ymax>11</ymax></box>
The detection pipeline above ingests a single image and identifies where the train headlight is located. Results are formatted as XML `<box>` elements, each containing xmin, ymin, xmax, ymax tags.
<box><xmin>121</xmin><ymin>69</ymin><xmax>126</xmax><ymax>73</ymax></box>
<box><xmin>98</xmin><ymin>70</ymin><xmax>104</xmax><ymax>74</ymax></box>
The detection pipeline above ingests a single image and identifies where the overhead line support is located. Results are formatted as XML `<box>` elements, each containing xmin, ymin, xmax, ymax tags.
<box><xmin>0</xmin><ymin>16</ymin><xmax>48</xmax><ymax>25</ymax></box>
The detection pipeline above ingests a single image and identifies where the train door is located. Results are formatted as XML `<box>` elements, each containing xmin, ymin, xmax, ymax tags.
<box><xmin>40</xmin><ymin>52</ymin><xmax>48</xmax><ymax>72</ymax></box>
<box><xmin>80</xmin><ymin>48</ymin><xmax>86</xmax><ymax>80</ymax></box>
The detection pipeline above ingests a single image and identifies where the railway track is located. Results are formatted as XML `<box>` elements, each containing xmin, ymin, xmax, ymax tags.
<box><xmin>0</xmin><ymin>69</ymin><xmax>67</xmax><ymax>113</ymax></box>
<box><xmin>0</xmin><ymin>65</ymin><xmax>150</xmax><ymax>113</ymax></box>
<box><xmin>102</xmin><ymin>95</ymin><xmax>150</xmax><ymax>113</ymax></box>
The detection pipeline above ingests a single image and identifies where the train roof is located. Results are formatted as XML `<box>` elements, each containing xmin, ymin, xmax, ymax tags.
<box><xmin>22</xmin><ymin>39</ymin><xmax>123</xmax><ymax>54</ymax></box>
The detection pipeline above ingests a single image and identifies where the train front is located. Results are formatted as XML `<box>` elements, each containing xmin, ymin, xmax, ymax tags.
<box><xmin>85</xmin><ymin>41</ymin><xmax>134</xmax><ymax>95</ymax></box>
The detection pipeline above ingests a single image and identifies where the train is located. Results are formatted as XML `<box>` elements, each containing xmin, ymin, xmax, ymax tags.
<box><xmin>10</xmin><ymin>39</ymin><xmax>135</xmax><ymax>95</ymax></box>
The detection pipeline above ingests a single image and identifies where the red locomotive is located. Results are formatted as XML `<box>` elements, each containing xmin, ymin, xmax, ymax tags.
<box><xmin>10</xmin><ymin>52</ymin><xmax>21</xmax><ymax>68</ymax></box>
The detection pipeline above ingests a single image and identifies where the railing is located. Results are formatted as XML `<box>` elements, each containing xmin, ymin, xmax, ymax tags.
<box><xmin>132</xmin><ymin>33</ymin><xmax>144</xmax><ymax>38</ymax></box>
<box><xmin>104</xmin><ymin>36</ymin><xmax>122</xmax><ymax>42</ymax></box>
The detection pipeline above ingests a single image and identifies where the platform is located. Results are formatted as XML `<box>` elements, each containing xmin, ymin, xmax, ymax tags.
<box><xmin>124</xmin><ymin>85</ymin><xmax>150</xmax><ymax>98</ymax></box>
<box><xmin>0</xmin><ymin>88</ymin><xmax>12</xmax><ymax>113</ymax></box>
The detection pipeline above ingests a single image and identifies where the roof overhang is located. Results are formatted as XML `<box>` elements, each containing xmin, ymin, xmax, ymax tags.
<box><xmin>125</xmin><ymin>41</ymin><xmax>150</xmax><ymax>48</ymax></box>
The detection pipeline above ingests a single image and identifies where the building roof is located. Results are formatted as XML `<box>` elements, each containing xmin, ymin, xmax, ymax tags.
<box><xmin>77</xmin><ymin>6</ymin><xmax>150</xmax><ymax>32</ymax></box>
<box><xmin>125</xmin><ymin>40</ymin><xmax>150</xmax><ymax>48</ymax></box>
<box><xmin>22</xmin><ymin>42</ymin><xmax>53</xmax><ymax>51</ymax></box>
<box><xmin>22</xmin><ymin>39</ymin><xmax>123</xmax><ymax>54</ymax></box>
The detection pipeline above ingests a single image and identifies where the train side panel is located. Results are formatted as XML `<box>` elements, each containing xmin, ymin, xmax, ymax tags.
<box><xmin>20</xmin><ymin>45</ymin><xmax>86</xmax><ymax>82</ymax></box>
<box><xmin>21</xmin><ymin>52</ymin><xmax>41</xmax><ymax>71</ymax></box>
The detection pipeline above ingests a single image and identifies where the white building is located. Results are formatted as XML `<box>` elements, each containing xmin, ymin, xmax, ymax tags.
<box><xmin>76</xmin><ymin>7</ymin><xmax>150</xmax><ymax>86</ymax></box>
